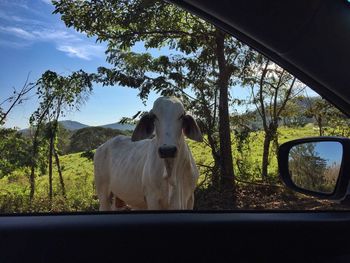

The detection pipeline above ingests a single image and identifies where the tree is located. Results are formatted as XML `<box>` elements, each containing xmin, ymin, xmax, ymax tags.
<box><xmin>30</xmin><ymin>70</ymin><xmax>93</xmax><ymax>202</ymax></box>
<box><xmin>0</xmin><ymin>76</ymin><xmax>38</xmax><ymax>184</ymax></box>
<box><xmin>279</xmin><ymin>97</ymin><xmax>309</xmax><ymax>127</ymax></box>
<box><xmin>69</xmin><ymin>127</ymin><xmax>125</xmax><ymax>153</ymax></box>
<box><xmin>56</xmin><ymin>123</ymin><xmax>72</xmax><ymax>155</ymax></box>
<box><xmin>245</xmin><ymin>55</ymin><xmax>303</xmax><ymax>180</ymax></box>
<box><xmin>229</xmin><ymin>110</ymin><xmax>259</xmax><ymax>181</ymax></box>
<box><xmin>53</xmin><ymin>0</ymin><xmax>254</xmax><ymax>194</ymax></box>
<box><xmin>305</xmin><ymin>96</ymin><xmax>350</xmax><ymax>137</ymax></box>
<box><xmin>0</xmin><ymin>128</ymin><xmax>31</xmax><ymax>178</ymax></box>
<box><xmin>188</xmin><ymin>91</ymin><xmax>221</xmax><ymax>188</ymax></box>
<box><xmin>305</xmin><ymin>97</ymin><xmax>332</xmax><ymax>136</ymax></box>
<box><xmin>326</xmin><ymin>113</ymin><xmax>350</xmax><ymax>137</ymax></box>
<box><xmin>289</xmin><ymin>143</ymin><xmax>329</xmax><ymax>192</ymax></box>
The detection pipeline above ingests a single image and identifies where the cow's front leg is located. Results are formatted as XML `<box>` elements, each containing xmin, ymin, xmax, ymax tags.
<box><xmin>186</xmin><ymin>194</ymin><xmax>194</xmax><ymax>209</ymax></box>
<box><xmin>145</xmin><ymin>193</ymin><xmax>168</xmax><ymax>210</ymax></box>
<box><xmin>144</xmin><ymin>184</ymin><xmax>169</xmax><ymax>210</ymax></box>
<box><xmin>143</xmin><ymin>175</ymin><xmax>169</xmax><ymax>210</ymax></box>
<box><xmin>145</xmin><ymin>196</ymin><xmax>161</xmax><ymax>210</ymax></box>
<box><xmin>168</xmin><ymin>185</ymin><xmax>184</xmax><ymax>210</ymax></box>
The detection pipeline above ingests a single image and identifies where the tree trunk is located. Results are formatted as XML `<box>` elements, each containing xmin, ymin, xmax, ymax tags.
<box><xmin>215</xmin><ymin>29</ymin><xmax>235</xmax><ymax>193</ymax></box>
<box><xmin>262</xmin><ymin>132</ymin><xmax>271</xmax><ymax>180</ymax></box>
<box><xmin>48</xmin><ymin>133</ymin><xmax>54</xmax><ymax>203</ymax></box>
<box><xmin>54</xmin><ymin>149</ymin><xmax>66</xmax><ymax>198</ymax></box>
<box><xmin>318</xmin><ymin>119</ymin><xmax>323</xmax><ymax>136</ymax></box>
<box><xmin>29</xmin><ymin>161</ymin><xmax>36</xmax><ymax>201</ymax></box>
<box><xmin>198</xmin><ymin>88</ymin><xmax>221</xmax><ymax>189</ymax></box>
<box><xmin>29</xmin><ymin>131</ymin><xmax>40</xmax><ymax>201</ymax></box>
<box><xmin>207</xmin><ymin>131</ymin><xmax>220</xmax><ymax>189</ymax></box>
<box><xmin>273</xmin><ymin>134</ymin><xmax>279</xmax><ymax>156</ymax></box>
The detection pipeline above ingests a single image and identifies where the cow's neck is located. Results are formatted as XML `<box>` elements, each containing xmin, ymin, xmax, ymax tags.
<box><xmin>163</xmin><ymin>136</ymin><xmax>188</xmax><ymax>183</ymax></box>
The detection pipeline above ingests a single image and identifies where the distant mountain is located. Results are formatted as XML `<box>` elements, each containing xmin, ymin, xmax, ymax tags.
<box><xmin>59</xmin><ymin>120</ymin><xmax>135</xmax><ymax>131</ymax></box>
<box><xmin>59</xmin><ymin>120</ymin><xmax>89</xmax><ymax>131</ymax></box>
<box><xmin>20</xmin><ymin>120</ymin><xmax>136</xmax><ymax>134</ymax></box>
<box><xmin>235</xmin><ymin>96</ymin><xmax>318</xmax><ymax>130</ymax></box>
<box><xmin>100</xmin><ymin>122</ymin><xmax>135</xmax><ymax>131</ymax></box>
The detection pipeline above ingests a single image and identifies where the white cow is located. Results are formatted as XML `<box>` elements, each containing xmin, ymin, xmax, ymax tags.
<box><xmin>94</xmin><ymin>97</ymin><xmax>203</xmax><ymax>210</ymax></box>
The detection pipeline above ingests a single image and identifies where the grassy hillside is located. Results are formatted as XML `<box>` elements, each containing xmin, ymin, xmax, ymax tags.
<box><xmin>189</xmin><ymin>124</ymin><xmax>319</xmax><ymax>183</ymax></box>
<box><xmin>0</xmin><ymin>153</ymin><xmax>97</xmax><ymax>213</ymax></box>
<box><xmin>0</xmin><ymin>125</ymin><xmax>334</xmax><ymax>213</ymax></box>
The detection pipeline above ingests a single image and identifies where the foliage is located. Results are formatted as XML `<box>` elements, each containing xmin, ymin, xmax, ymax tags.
<box><xmin>280</xmin><ymin>97</ymin><xmax>310</xmax><ymax>127</ymax></box>
<box><xmin>27</xmin><ymin>70</ymin><xmax>94</xmax><ymax>201</ymax></box>
<box><xmin>304</xmin><ymin>97</ymin><xmax>332</xmax><ymax>135</ymax></box>
<box><xmin>233</xmin><ymin>128</ymin><xmax>260</xmax><ymax>181</ymax></box>
<box><xmin>30</xmin><ymin>70</ymin><xmax>93</xmax><ymax>126</ymax></box>
<box><xmin>56</xmin><ymin>123</ymin><xmax>72</xmax><ymax>155</ymax></box>
<box><xmin>80</xmin><ymin>150</ymin><xmax>95</xmax><ymax>162</ymax></box>
<box><xmin>69</xmin><ymin>127</ymin><xmax>125</xmax><ymax>153</ymax></box>
<box><xmin>302</xmin><ymin>96</ymin><xmax>350</xmax><ymax>137</ymax></box>
<box><xmin>326</xmin><ymin>117</ymin><xmax>350</xmax><ymax>137</ymax></box>
<box><xmin>54</xmin><ymin>0</ymin><xmax>214</xmax><ymax>98</ymax></box>
<box><xmin>0</xmin><ymin>128</ymin><xmax>31</xmax><ymax>178</ymax></box>
<box><xmin>0</xmin><ymin>125</ymin><xmax>331</xmax><ymax>213</ymax></box>
<box><xmin>0</xmin><ymin>153</ymin><xmax>98</xmax><ymax>213</ymax></box>
<box><xmin>243</xmin><ymin>53</ymin><xmax>305</xmax><ymax>179</ymax></box>
<box><xmin>289</xmin><ymin>143</ymin><xmax>335</xmax><ymax>193</ymax></box>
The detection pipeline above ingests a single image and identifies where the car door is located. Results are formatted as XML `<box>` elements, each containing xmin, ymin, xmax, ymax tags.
<box><xmin>1</xmin><ymin>1</ymin><xmax>350</xmax><ymax>262</ymax></box>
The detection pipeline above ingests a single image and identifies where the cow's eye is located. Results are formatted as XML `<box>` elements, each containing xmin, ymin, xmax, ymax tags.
<box><xmin>152</xmin><ymin>113</ymin><xmax>158</xmax><ymax>120</ymax></box>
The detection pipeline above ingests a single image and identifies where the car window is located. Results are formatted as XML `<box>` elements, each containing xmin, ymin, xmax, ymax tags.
<box><xmin>0</xmin><ymin>0</ymin><xmax>349</xmax><ymax>213</ymax></box>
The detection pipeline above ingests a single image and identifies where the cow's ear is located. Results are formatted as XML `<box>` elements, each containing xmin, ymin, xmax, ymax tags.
<box><xmin>183</xmin><ymin>115</ymin><xmax>203</xmax><ymax>142</ymax></box>
<box><xmin>131</xmin><ymin>112</ymin><xmax>155</xmax><ymax>141</ymax></box>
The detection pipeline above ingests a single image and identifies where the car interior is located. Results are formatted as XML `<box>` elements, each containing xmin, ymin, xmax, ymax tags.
<box><xmin>1</xmin><ymin>0</ymin><xmax>350</xmax><ymax>262</ymax></box>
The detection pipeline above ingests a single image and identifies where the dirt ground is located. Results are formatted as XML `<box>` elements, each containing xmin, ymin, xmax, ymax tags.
<box><xmin>194</xmin><ymin>183</ymin><xmax>350</xmax><ymax>210</ymax></box>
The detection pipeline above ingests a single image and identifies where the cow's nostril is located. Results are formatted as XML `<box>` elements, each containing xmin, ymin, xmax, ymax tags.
<box><xmin>158</xmin><ymin>146</ymin><xmax>177</xmax><ymax>158</ymax></box>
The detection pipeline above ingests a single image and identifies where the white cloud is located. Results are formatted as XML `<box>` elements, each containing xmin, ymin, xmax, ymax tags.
<box><xmin>0</xmin><ymin>6</ymin><xmax>106</xmax><ymax>61</ymax></box>
<box><xmin>0</xmin><ymin>11</ymin><xmax>48</xmax><ymax>27</ymax></box>
<box><xmin>57</xmin><ymin>44</ymin><xmax>104</xmax><ymax>60</ymax></box>
<box><xmin>0</xmin><ymin>11</ymin><xmax>23</xmax><ymax>22</ymax></box>
<box><xmin>0</xmin><ymin>24</ymin><xmax>106</xmax><ymax>60</ymax></box>
<box><xmin>57</xmin><ymin>45</ymin><xmax>90</xmax><ymax>60</ymax></box>
<box><xmin>0</xmin><ymin>23</ymin><xmax>80</xmax><ymax>42</ymax></box>
<box><xmin>0</xmin><ymin>0</ymin><xmax>49</xmax><ymax>18</ymax></box>
<box><xmin>41</xmin><ymin>0</ymin><xmax>52</xmax><ymax>4</ymax></box>
<box><xmin>0</xmin><ymin>26</ymin><xmax>34</xmax><ymax>40</ymax></box>
<box><xmin>32</xmin><ymin>29</ymin><xmax>80</xmax><ymax>41</ymax></box>
<box><xmin>0</xmin><ymin>39</ymin><xmax>31</xmax><ymax>48</ymax></box>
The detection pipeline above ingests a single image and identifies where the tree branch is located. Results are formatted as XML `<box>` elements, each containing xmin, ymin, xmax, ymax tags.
<box><xmin>0</xmin><ymin>74</ymin><xmax>36</xmax><ymax>125</ymax></box>
<box><xmin>120</xmin><ymin>29</ymin><xmax>205</xmax><ymax>39</ymax></box>
<box><xmin>250</xmin><ymin>86</ymin><xmax>263</xmax><ymax>120</ymax></box>
<box><xmin>277</xmin><ymin>77</ymin><xmax>296</xmax><ymax>117</ymax></box>
<box><xmin>258</xmin><ymin>60</ymin><xmax>270</xmax><ymax>130</ymax></box>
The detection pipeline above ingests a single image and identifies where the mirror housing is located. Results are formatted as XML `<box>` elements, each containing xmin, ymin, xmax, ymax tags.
<box><xmin>278</xmin><ymin>137</ymin><xmax>350</xmax><ymax>200</ymax></box>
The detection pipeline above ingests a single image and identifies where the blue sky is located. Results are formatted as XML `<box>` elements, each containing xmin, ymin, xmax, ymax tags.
<box><xmin>314</xmin><ymin>142</ymin><xmax>343</xmax><ymax>167</ymax></box>
<box><xmin>0</xmin><ymin>0</ymin><xmax>318</xmax><ymax>129</ymax></box>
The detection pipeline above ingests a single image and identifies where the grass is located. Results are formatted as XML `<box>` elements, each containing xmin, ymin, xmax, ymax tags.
<box><xmin>0</xmin><ymin>125</ymin><xmax>339</xmax><ymax>213</ymax></box>
<box><xmin>0</xmin><ymin>152</ymin><xmax>98</xmax><ymax>213</ymax></box>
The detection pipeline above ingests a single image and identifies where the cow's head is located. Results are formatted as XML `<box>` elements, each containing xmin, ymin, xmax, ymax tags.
<box><xmin>131</xmin><ymin>97</ymin><xmax>203</xmax><ymax>159</ymax></box>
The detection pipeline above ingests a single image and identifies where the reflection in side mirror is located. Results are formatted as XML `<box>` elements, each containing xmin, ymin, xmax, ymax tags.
<box><xmin>288</xmin><ymin>142</ymin><xmax>342</xmax><ymax>194</ymax></box>
<box><xmin>278</xmin><ymin>137</ymin><xmax>350</xmax><ymax>200</ymax></box>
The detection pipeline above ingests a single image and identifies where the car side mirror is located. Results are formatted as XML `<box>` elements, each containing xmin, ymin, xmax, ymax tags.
<box><xmin>278</xmin><ymin>137</ymin><xmax>350</xmax><ymax>200</ymax></box>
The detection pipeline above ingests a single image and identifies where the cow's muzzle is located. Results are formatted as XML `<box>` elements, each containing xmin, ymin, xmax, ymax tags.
<box><xmin>158</xmin><ymin>145</ymin><xmax>177</xmax><ymax>158</ymax></box>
